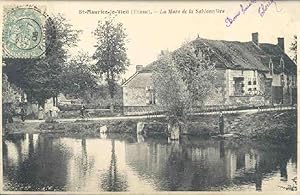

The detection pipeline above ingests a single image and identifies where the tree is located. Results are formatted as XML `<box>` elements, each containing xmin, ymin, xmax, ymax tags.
<box><xmin>2</xmin><ymin>73</ymin><xmax>23</xmax><ymax>104</ymax></box>
<box><xmin>4</xmin><ymin>14</ymin><xmax>81</xmax><ymax>107</ymax></box>
<box><xmin>290</xmin><ymin>35</ymin><xmax>297</xmax><ymax>63</ymax></box>
<box><xmin>2</xmin><ymin>73</ymin><xmax>23</xmax><ymax>127</ymax></box>
<box><xmin>152</xmin><ymin>42</ymin><xmax>217</xmax><ymax>121</ymax></box>
<box><xmin>153</xmin><ymin>51</ymin><xmax>188</xmax><ymax>119</ymax></box>
<box><xmin>173</xmin><ymin>43</ymin><xmax>217</xmax><ymax>104</ymax></box>
<box><xmin>61</xmin><ymin>52</ymin><xmax>97</xmax><ymax>99</ymax></box>
<box><xmin>93</xmin><ymin>16</ymin><xmax>129</xmax><ymax>99</ymax></box>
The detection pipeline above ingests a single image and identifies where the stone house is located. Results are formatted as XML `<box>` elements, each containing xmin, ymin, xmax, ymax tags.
<box><xmin>122</xmin><ymin>33</ymin><xmax>297</xmax><ymax>115</ymax></box>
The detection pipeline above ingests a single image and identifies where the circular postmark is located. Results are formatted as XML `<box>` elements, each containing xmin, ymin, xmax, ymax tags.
<box><xmin>3</xmin><ymin>6</ymin><xmax>47</xmax><ymax>58</ymax></box>
<box><xmin>10</xmin><ymin>18</ymin><xmax>43</xmax><ymax>50</ymax></box>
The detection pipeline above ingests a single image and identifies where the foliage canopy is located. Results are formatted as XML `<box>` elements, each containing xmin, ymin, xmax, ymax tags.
<box><xmin>93</xmin><ymin>16</ymin><xmax>129</xmax><ymax>98</ymax></box>
<box><xmin>152</xmin><ymin>42</ymin><xmax>217</xmax><ymax>120</ymax></box>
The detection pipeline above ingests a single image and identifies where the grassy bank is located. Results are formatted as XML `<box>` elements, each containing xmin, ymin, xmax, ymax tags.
<box><xmin>3</xmin><ymin>110</ymin><xmax>296</xmax><ymax>144</ymax></box>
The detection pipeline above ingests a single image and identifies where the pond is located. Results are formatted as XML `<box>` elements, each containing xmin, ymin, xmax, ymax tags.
<box><xmin>3</xmin><ymin>133</ymin><xmax>297</xmax><ymax>192</ymax></box>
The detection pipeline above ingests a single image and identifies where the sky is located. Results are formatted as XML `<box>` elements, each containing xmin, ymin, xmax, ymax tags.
<box><xmin>15</xmin><ymin>0</ymin><xmax>299</xmax><ymax>79</ymax></box>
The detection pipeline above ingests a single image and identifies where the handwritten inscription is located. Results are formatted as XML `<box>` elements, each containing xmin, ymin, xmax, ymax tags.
<box><xmin>240</xmin><ymin>0</ymin><xmax>256</xmax><ymax>14</ymax></box>
<box><xmin>225</xmin><ymin>0</ymin><xmax>281</xmax><ymax>27</ymax></box>
<box><xmin>225</xmin><ymin>0</ymin><xmax>257</xmax><ymax>27</ymax></box>
<box><xmin>258</xmin><ymin>0</ymin><xmax>282</xmax><ymax>17</ymax></box>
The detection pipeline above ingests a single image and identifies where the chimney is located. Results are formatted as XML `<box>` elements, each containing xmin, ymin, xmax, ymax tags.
<box><xmin>136</xmin><ymin>65</ymin><xmax>143</xmax><ymax>72</ymax></box>
<box><xmin>277</xmin><ymin>37</ymin><xmax>285</xmax><ymax>52</ymax></box>
<box><xmin>252</xmin><ymin>32</ymin><xmax>259</xmax><ymax>46</ymax></box>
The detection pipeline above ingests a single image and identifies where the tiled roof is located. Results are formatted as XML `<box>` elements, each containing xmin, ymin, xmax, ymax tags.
<box><xmin>140</xmin><ymin>37</ymin><xmax>296</xmax><ymax>74</ymax></box>
<box><xmin>259</xmin><ymin>43</ymin><xmax>297</xmax><ymax>74</ymax></box>
<box><xmin>194</xmin><ymin>39</ymin><xmax>268</xmax><ymax>71</ymax></box>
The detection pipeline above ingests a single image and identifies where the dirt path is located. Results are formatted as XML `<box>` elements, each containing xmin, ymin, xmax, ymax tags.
<box><xmin>23</xmin><ymin>106</ymin><xmax>296</xmax><ymax>124</ymax></box>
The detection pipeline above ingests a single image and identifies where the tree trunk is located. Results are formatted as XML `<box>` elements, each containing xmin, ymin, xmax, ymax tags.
<box><xmin>55</xmin><ymin>96</ymin><xmax>58</xmax><ymax>106</ymax></box>
<box><xmin>107</xmin><ymin>71</ymin><xmax>115</xmax><ymax>99</ymax></box>
<box><xmin>110</xmin><ymin>71</ymin><xmax>115</xmax><ymax>99</ymax></box>
<box><xmin>168</xmin><ymin>122</ymin><xmax>181</xmax><ymax>140</ymax></box>
<box><xmin>167</xmin><ymin>116</ymin><xmax>182</xmax><ymax>140</ymax></box>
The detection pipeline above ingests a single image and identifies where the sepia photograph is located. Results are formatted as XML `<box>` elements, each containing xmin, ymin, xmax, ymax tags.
<box><xmin>1</xmin><ymin>0</ymin><xmax>299</xmax><ymax>193</ymax></box>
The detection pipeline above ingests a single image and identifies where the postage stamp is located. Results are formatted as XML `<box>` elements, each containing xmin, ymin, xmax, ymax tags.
<box><xmin>2</xmin><ymin>5</ymin><xmax>46</xmax><ymax>58</ymax></box>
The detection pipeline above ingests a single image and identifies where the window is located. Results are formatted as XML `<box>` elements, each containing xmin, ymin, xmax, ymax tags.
<box><xmin>253</xmin><ymin>80</ymin><xmax>257</xmax><ymax>85</ymax></box>
<box><xmin>280</xmin><ymin>74</ymin><xmax>285</xmax><ymax>86</ymax></box>
<box><xmin>248</xmin><ymin>81</ymin><xmax>252</xmax><ymax>85</ymax></box>
<box><xmin>151</xmin><ymin>93</ymin><xmax>156</xmax><ymax>104</ymax></box>
<box><xmin>233</xmin><ymin>77</ymin><xmax>244</xmax><ymax>96</ymax></box>
<box><xmin>146</xmin><ymin>86</ymin><xmax>156</xmax><ymax>105</ymax></box>
<box><xmin>287</xmin><ymin>76</ymin><xmax>290</xmax><ymax>87</ymax></box>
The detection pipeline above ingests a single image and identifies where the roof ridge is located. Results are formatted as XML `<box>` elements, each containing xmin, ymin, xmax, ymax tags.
<box><xmin>197</xmin><ymin>37</ymin><xmax>281</xmax><ymax>47</ymax></box>
<box><xmin>122</xmin><ymin>71</ymin><xmax>139</xmax><ymax>86</ymax></box>
<box><xmin>197</xmin><ymin>37</ymin><xmax>251</xmax><ymax>44</ymax></box>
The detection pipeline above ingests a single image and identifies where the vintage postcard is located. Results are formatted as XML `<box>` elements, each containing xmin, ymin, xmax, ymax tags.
<box><xmin>1</xmin><ymin>0</ymin><xmax>299</xmax><ymax>194</ymax></box>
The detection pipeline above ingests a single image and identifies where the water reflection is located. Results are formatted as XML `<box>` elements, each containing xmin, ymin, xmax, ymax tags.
<box><xmin>4</xmin><ymin>133</ymin><xmax>69</xmax><ymax>191</ymax></box>
<box><xmin>101</xmin><ymin>140</ymin><xmax>128</xmax><ymax>191</ymax></box>
<box><xmin>125</xmin><ymin>137</ymin><xmax>296</xmax><ymax>191</ymax></box>
<box><xmin>3</xmin><ymin>133</ymin><xmax>297</xmax><ymax>191</ymax></box>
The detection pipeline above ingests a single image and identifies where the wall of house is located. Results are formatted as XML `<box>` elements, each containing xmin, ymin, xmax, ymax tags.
<box><xmin>123</xmin><ymin>87</ymin><xmax>148</xmax><ymax>106</ymax></box>
<box><xmin>262</xmin><ymin>77</ymin><xmax>273</xmax><ymax>104</ymax></box>
<box><xmin>272</xmin><ymin>74</ymin><xmax>288</xmax><ymax>104</ymax></box>
<box><xmin>225</xmin><ymin>69</ymin><xmax>272</xmax><ymax>106</ymax></box>
<box><xmin>283</xmin><ymin>74</ymin><xmax>295</xmax><ymax>105</ymax></box>
<box><xmin>123</xmin><ymin>68</ymin><xmax>295</xmax><ymax>113</ymax></box>
<box><xmin>227</xmin><ymin>69</ymin><xmax>261</xmax><ymax>96</ymax></box>
<box><xmin>271</xmin><ymin>74</ymin><xmax>296</xmax><ymax>105</ymax></box>
<box><xmin>123</xmin><ymin>72</ymin><xmax>153</xmax><ymax>107</ymax></box>
<box><xmin>272</xmin><ymin>74</ymin><xmax>281</xmax><ymax>86</ymax></box>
